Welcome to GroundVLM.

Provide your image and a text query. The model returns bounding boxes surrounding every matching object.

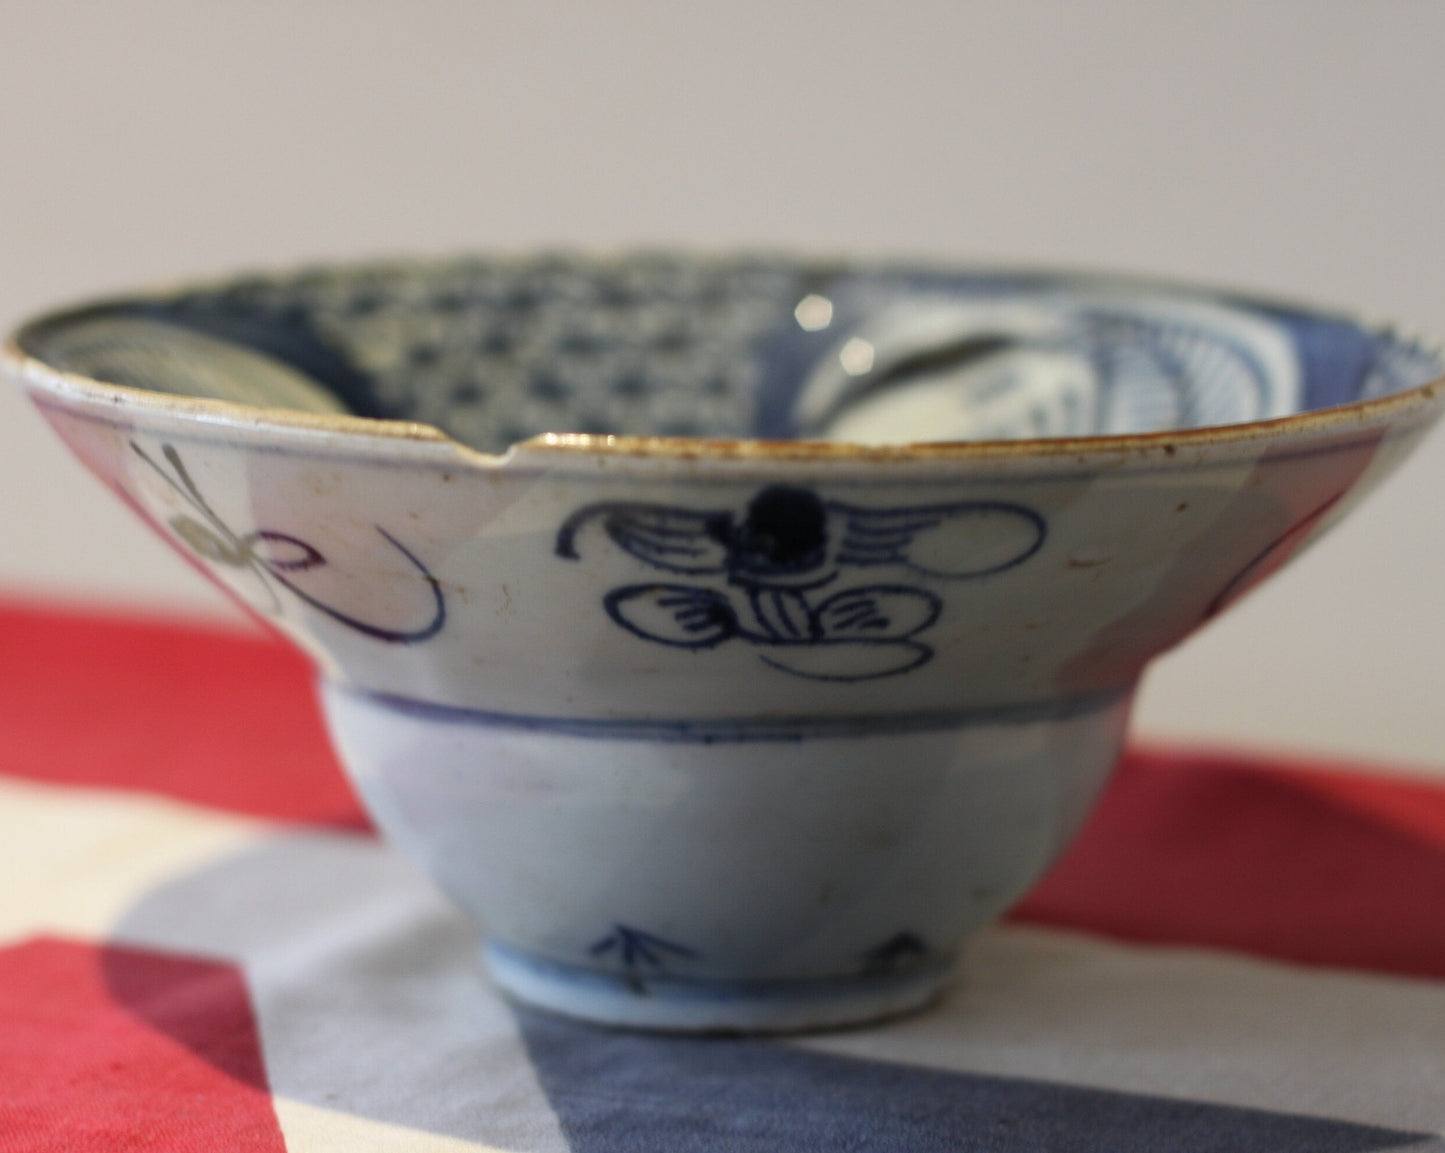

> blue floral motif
[132,441,445,643]
[557,484,1044,681]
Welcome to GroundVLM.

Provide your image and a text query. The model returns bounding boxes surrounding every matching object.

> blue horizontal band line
[333,685,1128,743]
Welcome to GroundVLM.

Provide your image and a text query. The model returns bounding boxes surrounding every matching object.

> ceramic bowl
[7,255,1442,1032]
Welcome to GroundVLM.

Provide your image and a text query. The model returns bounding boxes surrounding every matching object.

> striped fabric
[2,601,1443,1152]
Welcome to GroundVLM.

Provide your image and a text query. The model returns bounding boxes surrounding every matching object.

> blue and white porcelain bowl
[7,255,1443,1031]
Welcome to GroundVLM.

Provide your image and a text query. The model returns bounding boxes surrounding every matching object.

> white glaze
[324,684,1128,1028]
[8,261,1443,1030]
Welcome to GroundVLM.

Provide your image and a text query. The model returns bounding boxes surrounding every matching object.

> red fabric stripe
[0,598,368,830]
[1286,763,1445,848]
[1013,746,1445,980]
[2,599,1444,980]
[0,937,286,1152]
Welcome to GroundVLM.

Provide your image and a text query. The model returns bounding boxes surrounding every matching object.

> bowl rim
[6,254,1443,466]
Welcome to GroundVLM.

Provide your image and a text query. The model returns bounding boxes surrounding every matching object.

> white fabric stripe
[271,1100,514,1153]
[802,924,1445,1135]
[0,777,263,945]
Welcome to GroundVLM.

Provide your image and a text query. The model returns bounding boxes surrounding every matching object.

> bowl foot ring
[482,939,954,1034]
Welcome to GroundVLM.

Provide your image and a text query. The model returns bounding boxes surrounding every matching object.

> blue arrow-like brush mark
[860,932,928,975]
[588,925,699,969]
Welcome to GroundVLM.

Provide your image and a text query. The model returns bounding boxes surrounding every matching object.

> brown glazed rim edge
[5,257,1442,467]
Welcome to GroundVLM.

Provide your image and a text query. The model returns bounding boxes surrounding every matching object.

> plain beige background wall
[1,2,1441,772]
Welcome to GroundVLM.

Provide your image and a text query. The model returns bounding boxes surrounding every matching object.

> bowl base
[482,940,953,1034]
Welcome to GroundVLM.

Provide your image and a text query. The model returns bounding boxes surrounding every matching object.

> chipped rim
[5,256,1444,469]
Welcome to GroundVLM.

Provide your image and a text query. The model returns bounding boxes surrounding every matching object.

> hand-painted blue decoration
[588,925,699,971]
[131,441,445,643]
[557,485,1044,681]
[860,932,929,975]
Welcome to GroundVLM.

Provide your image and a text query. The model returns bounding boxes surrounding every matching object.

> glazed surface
[18,256,1442,454]
[10,256,1445,1031]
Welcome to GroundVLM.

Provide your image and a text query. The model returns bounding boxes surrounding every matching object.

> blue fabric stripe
[515,1007,1437,1153]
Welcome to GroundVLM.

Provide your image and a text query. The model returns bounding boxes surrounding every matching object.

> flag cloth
[2,600,1443,1152]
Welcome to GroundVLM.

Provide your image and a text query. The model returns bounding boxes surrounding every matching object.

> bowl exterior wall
[20,385,1439,720]
[322,682,1130,1029]
[15,366,1444,1028]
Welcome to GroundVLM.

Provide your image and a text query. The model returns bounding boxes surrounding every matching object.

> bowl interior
[17,255,1442,454]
